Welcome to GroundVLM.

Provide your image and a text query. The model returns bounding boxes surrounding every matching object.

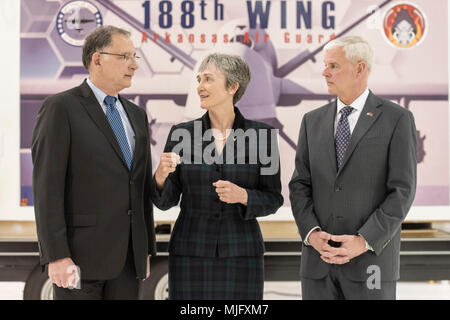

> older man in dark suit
[32,26,156,299]
[289,36,417,300]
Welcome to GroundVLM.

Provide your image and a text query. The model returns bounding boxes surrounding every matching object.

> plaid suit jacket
[152,107,283,257]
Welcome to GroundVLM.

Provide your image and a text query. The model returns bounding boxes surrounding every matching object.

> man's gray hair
[324,36,374,72]
[82,25,131,70]
[198,53,251,104]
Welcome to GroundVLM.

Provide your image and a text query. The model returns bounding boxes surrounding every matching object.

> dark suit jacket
[32,80,156,280]
[151,107,283,257]
[289,91,417,282]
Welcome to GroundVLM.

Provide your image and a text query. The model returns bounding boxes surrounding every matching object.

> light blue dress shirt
[86,78,136,157]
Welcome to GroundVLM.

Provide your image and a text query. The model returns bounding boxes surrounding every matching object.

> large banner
[20,0,448,214]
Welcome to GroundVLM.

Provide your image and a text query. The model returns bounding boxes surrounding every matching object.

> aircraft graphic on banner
[19,0,448,206]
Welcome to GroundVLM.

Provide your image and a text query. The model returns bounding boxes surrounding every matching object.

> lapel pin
[366,112,374,117]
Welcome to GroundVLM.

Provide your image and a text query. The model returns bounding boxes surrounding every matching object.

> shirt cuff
[304,226,321,246]
[358,233,374,251]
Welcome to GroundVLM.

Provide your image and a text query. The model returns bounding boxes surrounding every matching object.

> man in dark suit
[289,36,417,300]
[32,26,156,299]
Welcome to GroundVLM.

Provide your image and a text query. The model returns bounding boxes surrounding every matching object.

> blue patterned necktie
[104,96,133,170]
[335,106,354,169]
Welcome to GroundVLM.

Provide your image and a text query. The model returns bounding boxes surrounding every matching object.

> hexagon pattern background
[19,0,449,208]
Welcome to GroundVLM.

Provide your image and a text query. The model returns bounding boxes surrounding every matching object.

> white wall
[0,0,30,220]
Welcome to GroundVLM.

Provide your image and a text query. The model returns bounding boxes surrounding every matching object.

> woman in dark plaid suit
[151,53,283,300]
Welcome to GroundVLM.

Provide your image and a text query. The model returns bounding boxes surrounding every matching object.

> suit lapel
[227,107,247,164]
[119,95,142,172]
[324,101,338,175]
[337,91,383,176]
[77,80,129,171]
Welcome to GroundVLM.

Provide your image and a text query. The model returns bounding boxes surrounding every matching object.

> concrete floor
[264,281,450,300]
[1,281,450,300]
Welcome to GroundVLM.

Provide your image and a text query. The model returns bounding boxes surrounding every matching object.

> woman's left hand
[213,180,248,205]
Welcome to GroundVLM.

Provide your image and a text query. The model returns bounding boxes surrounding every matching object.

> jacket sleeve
[240,126,284,220]
[150,125,183,210]
[358,110,417,255]
[288,115,322,240]
[143,112,157,256]
[31,96,72,265]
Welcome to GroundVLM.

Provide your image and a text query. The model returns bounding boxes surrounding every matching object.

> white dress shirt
[334,87,370,135]
[304,88,373,251]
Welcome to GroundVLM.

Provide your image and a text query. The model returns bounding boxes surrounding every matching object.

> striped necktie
[104,95,133,170]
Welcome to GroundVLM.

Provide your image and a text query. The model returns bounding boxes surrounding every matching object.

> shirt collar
[336,88,370,113]
[86,77,119,107]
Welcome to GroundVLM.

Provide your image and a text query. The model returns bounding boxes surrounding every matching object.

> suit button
[335,186,342,192]
[127,210,135,216]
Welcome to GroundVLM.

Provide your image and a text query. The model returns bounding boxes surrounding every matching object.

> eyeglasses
[99,52,141,62]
